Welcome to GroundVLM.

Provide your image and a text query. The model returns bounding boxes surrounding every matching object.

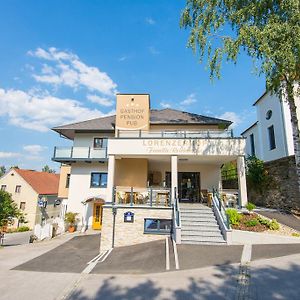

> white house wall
[243,125,261,159]
[67,162,108,226]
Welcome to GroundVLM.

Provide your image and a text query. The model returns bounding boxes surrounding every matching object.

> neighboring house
[0,168,60,229]
[241,91,300,162]
[57,164,71,219]
[52,94,247,249]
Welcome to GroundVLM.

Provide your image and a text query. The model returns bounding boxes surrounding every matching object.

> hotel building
[52,94,247,250]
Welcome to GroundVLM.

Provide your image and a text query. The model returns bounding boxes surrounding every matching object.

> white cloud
[118,55,129,62]
[148,46,160,55]
[0,88,106,132]
[87,94,114,107]
[217,111,242,128]
[145,17,156,25]
[180,93,197,106]
[160,101,171,108]
[29,47,117,96]
[0,152,20,158]
[23,145,47,155]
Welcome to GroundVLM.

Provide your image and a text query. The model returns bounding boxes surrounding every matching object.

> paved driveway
[13,234,101,273]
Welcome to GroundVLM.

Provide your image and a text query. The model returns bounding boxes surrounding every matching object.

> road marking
[241,244,252,264]
[166,237,170,270]
[100,248,113,263]
[172,239,180,270]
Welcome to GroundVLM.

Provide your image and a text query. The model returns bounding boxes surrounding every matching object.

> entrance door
[165,172,200,202]
[92,203,103,230]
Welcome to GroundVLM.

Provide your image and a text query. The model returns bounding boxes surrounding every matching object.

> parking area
[13,234,101,273]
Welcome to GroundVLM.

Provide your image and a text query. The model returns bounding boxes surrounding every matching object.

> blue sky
[0,0,265,171]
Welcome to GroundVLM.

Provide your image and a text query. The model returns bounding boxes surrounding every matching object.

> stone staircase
[180,203,226,245]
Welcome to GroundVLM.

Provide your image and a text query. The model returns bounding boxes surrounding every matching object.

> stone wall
[100,206,172,251]
[248,155,300,212]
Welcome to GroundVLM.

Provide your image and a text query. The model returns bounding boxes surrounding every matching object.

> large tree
[42,165,56,173]
[0,166,6,177]
[180,0,300,192]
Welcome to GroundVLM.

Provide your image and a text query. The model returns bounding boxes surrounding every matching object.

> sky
[0,0,265,171]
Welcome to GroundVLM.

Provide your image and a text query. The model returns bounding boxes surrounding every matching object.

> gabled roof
[241,121,258,136]
[52,108,232,139]
[14,169,59,195]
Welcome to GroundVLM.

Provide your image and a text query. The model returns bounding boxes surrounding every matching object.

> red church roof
[14,168,59,195]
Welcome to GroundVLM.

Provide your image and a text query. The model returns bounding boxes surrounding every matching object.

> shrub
[226,208,242,225]
[269,219,280,230]
[246,202,256,212]
[292,233,300,237]
[245,219,259,227]
[17,226,30,232]
[64,212,79,226]
[257,216,271,226]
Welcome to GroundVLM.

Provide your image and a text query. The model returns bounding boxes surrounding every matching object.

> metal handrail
[212,189,230,229]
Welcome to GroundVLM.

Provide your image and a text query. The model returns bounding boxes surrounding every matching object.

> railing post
[112,186,115,204]
[130,187,133,206]
[150,187,153,207]
[53,146,56,158]
[88,147,91,158]
[70,146,73,158]
[139,130,141,138]
[231,129,234,138]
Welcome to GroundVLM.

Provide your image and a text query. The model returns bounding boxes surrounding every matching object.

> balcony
[116,129,234,139]
[52,147,107,163]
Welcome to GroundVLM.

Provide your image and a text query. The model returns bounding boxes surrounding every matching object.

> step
[181,235,226,243]
[180,208,213,213]
[181,240,227,245]
[181,220,218,226]
[180,211,214,216]
[181,225,220,232]
[181,230,223,237]
[181,216,217,222]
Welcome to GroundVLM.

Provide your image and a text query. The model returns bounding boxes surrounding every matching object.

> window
[268,125,276,150]
[144,219,172,234]
[250,134,255,156]
[266,110,273,120]
[15,185,21,193]
[20,202,26,210]
[1,185,6,191]
[93,138,107,149]
[66,174,70,188]
[90,172,108,188]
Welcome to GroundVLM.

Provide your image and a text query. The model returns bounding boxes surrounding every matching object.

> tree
[42,165,56,173]
[0,190,23,227]
[0,166,6,177]
[180,0,300,192]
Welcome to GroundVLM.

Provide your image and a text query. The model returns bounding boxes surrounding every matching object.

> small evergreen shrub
[226,208,242,225]
[246,202,256,212]
[269,219,280,230]
[257,216,271,226]
[245,219,259,227]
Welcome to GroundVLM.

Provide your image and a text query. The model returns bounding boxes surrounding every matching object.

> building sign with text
[115,94,150,131]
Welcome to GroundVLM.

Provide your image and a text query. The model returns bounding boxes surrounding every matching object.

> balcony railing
[116,129,234,139]
[113,186,171,207]
[52,146,107,161]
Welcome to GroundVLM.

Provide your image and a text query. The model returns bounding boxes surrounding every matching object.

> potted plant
[64,212,79,233]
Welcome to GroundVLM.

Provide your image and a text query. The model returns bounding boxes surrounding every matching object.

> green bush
[17,226,30,232]
[226,208,242,225]
[269,219,280,230]
[257,216,271,226]
[245,219,259,227]
[246,202,256,212]
[292,233,300,237]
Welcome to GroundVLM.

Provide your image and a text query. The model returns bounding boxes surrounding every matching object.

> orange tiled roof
[14,168,59,195]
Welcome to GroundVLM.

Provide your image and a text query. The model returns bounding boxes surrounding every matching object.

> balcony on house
[52,146,108,163]
[116,129,234,139]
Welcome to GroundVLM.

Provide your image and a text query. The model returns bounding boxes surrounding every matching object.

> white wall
[243,124,261,159]
[67,162,108,226]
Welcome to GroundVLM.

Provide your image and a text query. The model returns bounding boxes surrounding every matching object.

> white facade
[242,91,299,162]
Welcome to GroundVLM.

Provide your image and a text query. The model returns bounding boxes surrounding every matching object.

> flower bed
[226,208,280,232]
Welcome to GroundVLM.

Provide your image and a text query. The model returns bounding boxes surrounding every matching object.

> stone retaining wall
[248,155,300,212]
[100,206,172,251]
